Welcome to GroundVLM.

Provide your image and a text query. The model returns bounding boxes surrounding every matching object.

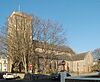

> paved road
[0,79,59,82]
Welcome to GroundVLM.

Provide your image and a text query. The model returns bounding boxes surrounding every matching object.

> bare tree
[0,12,69,74]
[32,19,67,73]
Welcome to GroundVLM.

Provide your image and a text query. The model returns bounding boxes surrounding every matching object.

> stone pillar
[60,72,66,82]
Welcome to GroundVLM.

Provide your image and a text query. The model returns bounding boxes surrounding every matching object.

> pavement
[0,72,98,82]
[0,79,59,82]
[70,72,99,77]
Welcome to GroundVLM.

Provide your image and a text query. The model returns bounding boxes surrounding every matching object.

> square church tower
[7,11,33,72]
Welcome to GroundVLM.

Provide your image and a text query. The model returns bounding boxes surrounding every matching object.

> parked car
[0,72,4,79]
[24,73,50,80]
[50,72,71,81]
[3,73,15,79]
[51,73,60,81]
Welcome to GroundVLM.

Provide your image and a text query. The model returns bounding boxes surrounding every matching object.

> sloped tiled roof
[33,40,75,55]
[53,55,72,61]
[36,51,90,61]
[71,52,88,61]
[35,52,72,61]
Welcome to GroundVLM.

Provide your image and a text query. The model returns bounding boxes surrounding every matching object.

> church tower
[7,11,33,72]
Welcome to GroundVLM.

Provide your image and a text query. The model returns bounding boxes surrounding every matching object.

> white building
[0,55,8,72]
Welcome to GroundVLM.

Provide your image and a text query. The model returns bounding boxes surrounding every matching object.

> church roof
[53,55,72,61]
[71,52,89,61]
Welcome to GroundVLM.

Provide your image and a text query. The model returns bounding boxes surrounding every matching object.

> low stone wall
[65,77,100,82]
[14,73,25,79]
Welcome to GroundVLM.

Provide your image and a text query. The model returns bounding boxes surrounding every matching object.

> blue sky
[0,0,100,53]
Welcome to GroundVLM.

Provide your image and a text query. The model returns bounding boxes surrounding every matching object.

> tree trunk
[11,63,14,73]
[24,54,28,73]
